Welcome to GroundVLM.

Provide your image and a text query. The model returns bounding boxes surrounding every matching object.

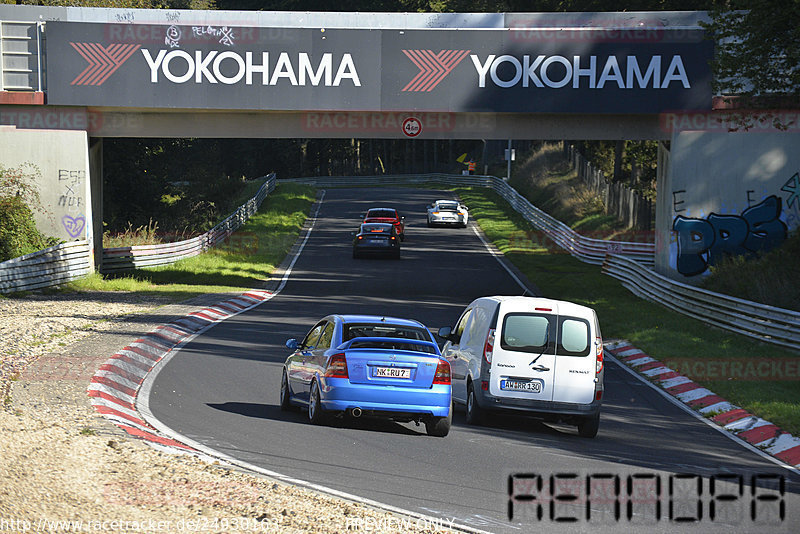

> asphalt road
[148,187,800,533]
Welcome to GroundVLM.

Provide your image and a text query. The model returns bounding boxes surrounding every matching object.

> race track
[146,187,800,533]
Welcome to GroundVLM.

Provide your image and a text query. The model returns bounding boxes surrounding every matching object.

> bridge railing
[100,174,275,273]
[279,173,656,266]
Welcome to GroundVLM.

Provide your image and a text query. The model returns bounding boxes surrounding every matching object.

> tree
[703,0,800,127]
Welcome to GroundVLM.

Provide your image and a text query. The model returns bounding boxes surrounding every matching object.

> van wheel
[466,384,484,426]
[577,412,600,438]
[425,406,452,437]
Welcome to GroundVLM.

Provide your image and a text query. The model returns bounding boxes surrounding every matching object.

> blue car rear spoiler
[337,337,439,354]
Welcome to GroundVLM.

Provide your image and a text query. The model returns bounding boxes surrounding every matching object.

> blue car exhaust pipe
[351,407,362,418]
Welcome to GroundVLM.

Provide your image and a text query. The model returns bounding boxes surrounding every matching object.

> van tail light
[595,337,603,374]
[483,328,495,365]
[433,359,451,385]
[324,353,349,378]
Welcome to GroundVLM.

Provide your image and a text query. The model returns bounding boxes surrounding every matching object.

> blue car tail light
[324,353,349,379]
[432,359,451,385]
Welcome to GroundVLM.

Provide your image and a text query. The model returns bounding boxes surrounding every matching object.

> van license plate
[374,367,411,379]
[501,379,542,393]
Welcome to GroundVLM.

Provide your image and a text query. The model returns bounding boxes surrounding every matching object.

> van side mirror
[437,326,453,341]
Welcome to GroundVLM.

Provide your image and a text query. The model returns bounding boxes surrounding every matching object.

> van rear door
[551,315,597,404]
[489,305,557,402]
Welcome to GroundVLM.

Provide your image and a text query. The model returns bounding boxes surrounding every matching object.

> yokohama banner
[46,22,713,113]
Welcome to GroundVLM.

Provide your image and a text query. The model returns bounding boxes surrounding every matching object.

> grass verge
[455,185,800,436]
[64,183,316,300]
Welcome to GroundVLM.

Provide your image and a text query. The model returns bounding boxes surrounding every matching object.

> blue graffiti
[782,172,799,210]
[673,195,787,277]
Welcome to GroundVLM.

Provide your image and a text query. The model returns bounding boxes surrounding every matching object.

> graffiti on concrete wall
[57,169,86,239]
[672,195,788,277]
[781,172,799,229]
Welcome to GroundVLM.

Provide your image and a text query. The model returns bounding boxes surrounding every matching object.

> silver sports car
[427,200,468,228]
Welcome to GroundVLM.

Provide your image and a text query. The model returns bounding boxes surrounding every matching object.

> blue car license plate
[374,367,411,379]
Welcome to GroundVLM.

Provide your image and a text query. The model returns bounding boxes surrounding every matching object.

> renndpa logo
[69,43,141,86]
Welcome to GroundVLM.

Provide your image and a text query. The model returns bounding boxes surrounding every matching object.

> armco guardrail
[0,240,91,294]
[101,174,275,273]
[603,254,800,351]
[279,173,655,266]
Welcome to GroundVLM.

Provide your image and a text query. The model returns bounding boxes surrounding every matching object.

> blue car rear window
[342,323,434,353]
[344,324,428,341]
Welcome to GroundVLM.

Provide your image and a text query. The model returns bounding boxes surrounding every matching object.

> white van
[438,296,604,437]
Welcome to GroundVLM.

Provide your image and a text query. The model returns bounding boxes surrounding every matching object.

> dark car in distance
[352,223,401,259]
[362,207,405,241]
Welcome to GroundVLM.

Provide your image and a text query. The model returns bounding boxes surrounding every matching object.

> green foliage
[571,140,659,196]
[0,163,42,210]
[0,164,58,262]
[705,0,800,99]
[103,219,161,248]
[0,196,53,262]
[701,230,800,312]
[102,137,485,237]
[69,183,316,298]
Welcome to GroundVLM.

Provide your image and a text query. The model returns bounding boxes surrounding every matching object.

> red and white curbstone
[605,340,800,470]
[87,290,272,451]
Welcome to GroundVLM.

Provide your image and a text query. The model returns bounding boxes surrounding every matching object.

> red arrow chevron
[401,49,470,92]
[70,43,141,86]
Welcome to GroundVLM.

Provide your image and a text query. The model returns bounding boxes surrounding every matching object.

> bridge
[0,5,797,280]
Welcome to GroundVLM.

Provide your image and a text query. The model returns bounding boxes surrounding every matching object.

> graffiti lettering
[673,195,787,277]
[192,26,236,47]
[62,214,86,238]
[115,11,135,24]
[782,172,799,210]
[58,169,84,211]
[165,25,181,48]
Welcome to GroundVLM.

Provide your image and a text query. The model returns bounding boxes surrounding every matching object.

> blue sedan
[281,314,452,437]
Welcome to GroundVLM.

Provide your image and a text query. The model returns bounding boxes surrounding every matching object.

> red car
[362,207,405,241]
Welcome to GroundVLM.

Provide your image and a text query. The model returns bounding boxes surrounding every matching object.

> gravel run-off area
[0,292,455,534]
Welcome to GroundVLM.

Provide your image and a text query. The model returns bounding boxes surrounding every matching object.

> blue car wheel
[425,403,452,437]
[308,380,327,425]
[279,369,292,412]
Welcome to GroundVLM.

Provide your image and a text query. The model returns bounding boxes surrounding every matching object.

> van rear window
[501,314,551,352]
[500,313,591,357]
[557,317,591,356]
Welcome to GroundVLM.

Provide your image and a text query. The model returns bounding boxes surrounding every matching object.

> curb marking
[87,289,273,450]
[606,340,800,471]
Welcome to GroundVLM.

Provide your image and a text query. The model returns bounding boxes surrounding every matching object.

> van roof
[476,295,595,317]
